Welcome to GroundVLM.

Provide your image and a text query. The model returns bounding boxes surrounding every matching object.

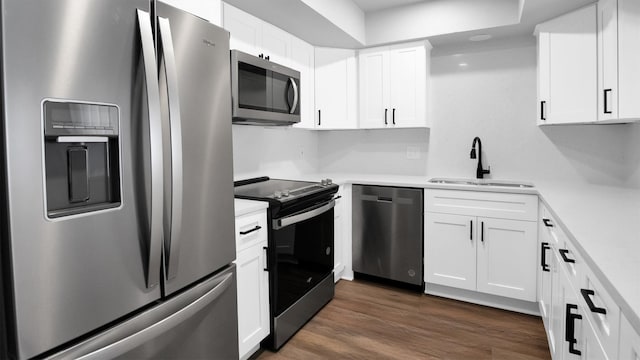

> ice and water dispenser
[43,101,121,218]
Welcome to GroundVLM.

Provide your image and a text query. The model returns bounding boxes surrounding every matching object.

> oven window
[274,208,334,316]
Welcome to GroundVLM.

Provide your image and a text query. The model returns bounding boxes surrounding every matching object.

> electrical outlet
[406,146,421,160]
[299,147,305,160]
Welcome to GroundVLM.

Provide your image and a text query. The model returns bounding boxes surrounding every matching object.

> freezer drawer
[352,185,424,286]
[47,265,239,360]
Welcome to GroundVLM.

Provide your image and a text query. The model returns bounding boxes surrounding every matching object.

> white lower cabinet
[620,315,640,360]
[424,190,538,302]
[234,207,269,360]
[537,202,636,360]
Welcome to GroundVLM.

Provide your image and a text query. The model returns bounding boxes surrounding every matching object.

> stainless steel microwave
[231,50,300,126]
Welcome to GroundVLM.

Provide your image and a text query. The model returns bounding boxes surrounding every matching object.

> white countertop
[234,198,268,217]
[287,173,640,332]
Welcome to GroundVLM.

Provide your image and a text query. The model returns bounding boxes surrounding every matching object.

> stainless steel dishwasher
[352,185,423,286]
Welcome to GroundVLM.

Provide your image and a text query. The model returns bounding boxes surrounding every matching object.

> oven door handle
[272,200,335,230]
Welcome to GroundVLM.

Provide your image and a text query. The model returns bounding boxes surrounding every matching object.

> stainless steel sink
[428,178,534,188]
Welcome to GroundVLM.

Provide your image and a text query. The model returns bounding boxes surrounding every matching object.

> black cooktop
[234,177,338,210]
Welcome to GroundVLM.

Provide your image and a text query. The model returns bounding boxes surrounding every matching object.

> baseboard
[425,283,541,316]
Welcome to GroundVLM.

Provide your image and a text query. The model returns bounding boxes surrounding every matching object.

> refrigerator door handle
[45,272,234,360]
[137,9,164,289]
[158,16,184,281]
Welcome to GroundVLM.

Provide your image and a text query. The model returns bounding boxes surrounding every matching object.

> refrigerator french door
[0,1,237,359]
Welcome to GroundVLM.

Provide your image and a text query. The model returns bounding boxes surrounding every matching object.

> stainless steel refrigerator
[0,1,238,359]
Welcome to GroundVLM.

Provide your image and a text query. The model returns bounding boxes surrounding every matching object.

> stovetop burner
[234,176,337,203]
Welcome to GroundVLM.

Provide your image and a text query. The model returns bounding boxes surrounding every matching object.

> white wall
[162,0,222,25]
[318,129,429,176]
[427,43,638,187]
[232,125,319,180]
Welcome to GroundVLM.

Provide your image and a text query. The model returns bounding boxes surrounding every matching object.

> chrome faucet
[470,137,491,179]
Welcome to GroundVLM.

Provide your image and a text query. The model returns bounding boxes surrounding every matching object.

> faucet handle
[484,166,491,175]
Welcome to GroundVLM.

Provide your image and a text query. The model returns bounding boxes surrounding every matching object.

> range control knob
[321,179,328,186]
[282,190,290,197]
[274,191,282,199]
[326,178,333,185]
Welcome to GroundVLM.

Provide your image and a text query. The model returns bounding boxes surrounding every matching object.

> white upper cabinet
[222,3,292,66]
[315,48,358,129]
[535,4,597,125]
[290,38,316,129]
[597,0,640,122]
[359,41,430,129]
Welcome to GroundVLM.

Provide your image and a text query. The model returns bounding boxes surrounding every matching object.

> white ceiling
[351,0,430,13]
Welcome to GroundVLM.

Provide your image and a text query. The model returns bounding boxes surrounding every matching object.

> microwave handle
[289,77,299,114]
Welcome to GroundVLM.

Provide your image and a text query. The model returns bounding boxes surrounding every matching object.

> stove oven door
[271,200,335,317]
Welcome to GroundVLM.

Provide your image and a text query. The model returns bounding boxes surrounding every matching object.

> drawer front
[539,204,559,246]
[556,234,584,291]
[235,210,267,253]
[425,189,538,221]
[579,265,620,359]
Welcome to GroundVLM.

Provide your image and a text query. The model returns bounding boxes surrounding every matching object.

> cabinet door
[617,0,640,120]
[619,315,640,360]
[290,38,316,129]
[261,22,291,66]
[550,251,565,360]
[538,217,554,327]
[582,317,609,360]
[476,218,537,301]
[558,262,584,360]
[315,48,357,129]
[359,49,389,129]
[598,0,619,121]
[537,31,551,124]
[425,213,476,291]
[389,44,427,128]
[333,194,344,281]
[236,243,269,359]
[548,4,597,124]
[222,3,262,56]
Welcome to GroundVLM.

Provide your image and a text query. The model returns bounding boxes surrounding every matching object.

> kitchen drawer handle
[384,108,388,125]
[239,225,262,235]
[541,242,550,272]
[565,304,582,356]
[481,221,484,243]
[540,101,546,120]
[559,249,575,263]
[470,220,473,241]
[580,289,607,315]
[542,218,553,227]
[392,108,396,125]
[318,109,321,126]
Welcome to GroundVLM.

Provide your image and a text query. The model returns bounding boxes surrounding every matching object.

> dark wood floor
[256,279,551,360]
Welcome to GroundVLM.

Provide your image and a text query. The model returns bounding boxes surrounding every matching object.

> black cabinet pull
[392,108,396,125]
[470,220,473,241]
[318,109,321,126]
[263,246,269,271]
[481,221,484,243]
[384,108,388,125]
[565,304,582,355]
[541,242,550,272]
[540,101,546,120]
[559,249,575,263]
[265,55,270,61]
[542,218,553,227]
[239,225,262,235]
[258,53,264,59]
[604,89,612,114]
[580,289,607,314]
